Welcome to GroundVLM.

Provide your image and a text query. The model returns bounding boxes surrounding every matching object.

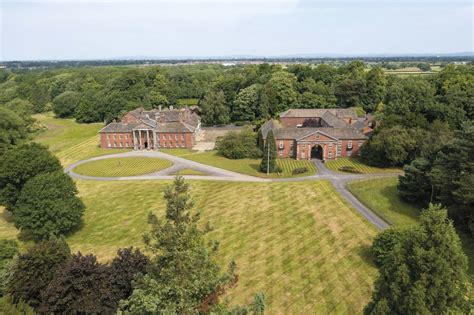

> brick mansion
[99,106,201,150]
[100,106,372,161]
[260,108,372,161]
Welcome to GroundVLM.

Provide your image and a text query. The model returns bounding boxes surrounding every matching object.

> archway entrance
[144,141,148,149]
[311,145,323,160]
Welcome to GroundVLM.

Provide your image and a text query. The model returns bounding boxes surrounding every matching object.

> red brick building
[261,108,371,161]
[99,107,201,150]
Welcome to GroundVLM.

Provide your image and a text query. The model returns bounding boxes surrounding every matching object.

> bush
[292,167,308,175]
[0,240,18,296]
[216,129,262,159]
[14,171,85,241]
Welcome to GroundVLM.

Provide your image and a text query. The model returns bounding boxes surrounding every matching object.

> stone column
[146,130,150,149]
[153,132,157,150]
[139,130,143,150]
[133,130,137,150]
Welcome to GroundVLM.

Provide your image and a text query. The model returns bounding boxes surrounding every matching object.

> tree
[14,171,85,241]
[200,90,230,126]
[0,107,28,156]
[7,237,70,308]
[398,158,433,205]
[370,228,405,268]
[0,240,18,297]
[0,143,62,211]
[120,177,238,313]
[264,71,298,115]
[39,253,116,314]
[360,126,417,167]
[216,129,262,159]
[109,247,150,306]
[75,90,102,123]
[52,91,81,118]
[232,84,261,122]
[260,130,278,173]
[363,67,387,112]
[364,205,471,314]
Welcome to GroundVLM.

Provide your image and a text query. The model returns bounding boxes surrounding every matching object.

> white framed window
[279,141,284,149]
[107,142,111,148]
[181,143,185,148]
[113,134,116,139]
[348,140,353,150]
[119,134,123,140]
[169,135,172,140]
[113,143,117,147]
[347,151,352,157]
[163,142,167,147]
[119,143,123,147]
[125,143,129,147]
[107,134,110,139]
[175,134,178,140]
[302,153,305,159]
[279,151,283,156]
[181,134,185,140]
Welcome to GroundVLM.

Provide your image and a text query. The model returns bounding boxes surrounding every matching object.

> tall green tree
[398,158,433,205]
[363,67,387,112]
[260,130,277,173]
[14,171,85,241]
[120,177,238,313]
[52,91,81,118]
[200,90,230,126]
[0,107,29,156]
[364,204,471,314]
[232,84,261,122]
[264,71,298,115]
[0,143,62,211]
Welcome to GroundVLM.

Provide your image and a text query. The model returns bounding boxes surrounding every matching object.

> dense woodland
[0,61,473,313]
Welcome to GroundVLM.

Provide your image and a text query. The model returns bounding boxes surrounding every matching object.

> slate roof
[280,108,358,120]
[99,122,137,133]
[101,106,201,134]
[321,111,348,128]
[274,127,367,140]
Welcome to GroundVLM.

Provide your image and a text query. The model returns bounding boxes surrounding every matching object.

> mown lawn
[0,180,378,313]
[348,177,474,276]
[33,113,129,166]
[163,150,317,178]
[172,168,208,176]
[326,157,401,174]
[73,157,173,177]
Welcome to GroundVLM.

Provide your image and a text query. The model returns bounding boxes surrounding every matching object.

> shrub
[216,129,262,159]
[292,167,308,175]
[0,240,18,296]
[14,171,85,241]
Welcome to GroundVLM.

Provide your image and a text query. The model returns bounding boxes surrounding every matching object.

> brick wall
[156,132,194,149]
[100,132,134,149]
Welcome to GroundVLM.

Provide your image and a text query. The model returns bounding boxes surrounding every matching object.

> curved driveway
[65,151,394,230]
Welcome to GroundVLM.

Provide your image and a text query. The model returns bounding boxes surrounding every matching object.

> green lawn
[73,157,173,177]
[33,113,129,166]
[163,150,317,178]
[1,180,377,313]
[326,158,401,174]
[172,168,208,176]
[348,177,474,277]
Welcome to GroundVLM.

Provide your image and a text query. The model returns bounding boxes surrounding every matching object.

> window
[119,143,123,147]
[290,142,294,147]
[113,143,117,147]
[175,134,178,140]
[113,134,116,139]
[348,140,353,150]
[107,142,111,148]
[279,151,283,156]
[169,135,172,140]
[347,151,352,157]
[163,142,167,147]
[302,153,305,159]
[181,143,185,148]
[119,134,123,140]
[181,134,185,140]
[107,134,110,139]
[125,143,129,147]
[279,141,284,149]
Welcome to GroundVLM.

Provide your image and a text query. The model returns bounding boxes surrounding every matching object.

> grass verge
[348,177,474,277]
[73,157,172,177]
[172,168,208,176]
[326,158,401,174]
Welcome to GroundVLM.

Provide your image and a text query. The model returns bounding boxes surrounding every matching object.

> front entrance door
[311,145,323,160]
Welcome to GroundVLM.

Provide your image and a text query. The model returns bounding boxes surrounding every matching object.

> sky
[0,0,473,61]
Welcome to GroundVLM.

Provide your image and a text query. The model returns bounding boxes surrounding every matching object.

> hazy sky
[1,0,473,60]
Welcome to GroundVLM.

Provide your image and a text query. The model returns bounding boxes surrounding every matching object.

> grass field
[163,150,317,178]
[348,177,474,276]
[73,157,173,177]
[326,158,401,174]
[33,113,129,166]
[172,168,208,176]
[1,180,378,313]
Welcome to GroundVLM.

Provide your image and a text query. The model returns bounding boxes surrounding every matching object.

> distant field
[73,157,173,177]
[326,158,401,174]
[348,177,474,277]
[162,150,317,178]
[33,113,129,166]
[176,98,199,106]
